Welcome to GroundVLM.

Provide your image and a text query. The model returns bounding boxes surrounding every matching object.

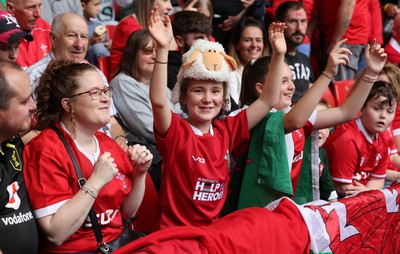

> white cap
[171,39,237,111]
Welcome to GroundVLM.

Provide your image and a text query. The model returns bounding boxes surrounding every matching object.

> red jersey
[385,38,400,66]
[319,0,369,44]
[109,15,142,75]
[324,118,388,186]
[23,124,133,253]
[382,126,398,171]
[391,104,400,137]
[290,115,315,195]
[154,110,250,229]
[17,18,51,68]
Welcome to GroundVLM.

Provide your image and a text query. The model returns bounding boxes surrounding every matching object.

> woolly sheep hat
[171,39,237,111]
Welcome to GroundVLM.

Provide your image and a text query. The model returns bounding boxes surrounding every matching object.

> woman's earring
[70,108,77,138]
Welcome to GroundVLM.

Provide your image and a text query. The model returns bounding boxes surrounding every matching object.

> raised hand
[324,39,352,78]
[268,22,287,55]
[147,6,173,49]
[184,0,199,11]
[128,144,152,175]
[365,39,387,76]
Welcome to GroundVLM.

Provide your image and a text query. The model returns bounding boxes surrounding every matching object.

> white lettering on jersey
[84,209,119,227]
[5,181,21,210]
[1,211,34,226]
[192,155,205,164]
[193,179,224,201]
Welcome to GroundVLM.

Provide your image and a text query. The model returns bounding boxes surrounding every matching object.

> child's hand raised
[324,39,352,78]
[147,6,173,49]
[268,22,287,55]
[365,39,387,76]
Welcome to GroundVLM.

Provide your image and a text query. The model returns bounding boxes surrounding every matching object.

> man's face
[283,7,307,48]
[51,15,88,62]
[177,32,209,53]
[7,0,42,31]
[0,67,36,141]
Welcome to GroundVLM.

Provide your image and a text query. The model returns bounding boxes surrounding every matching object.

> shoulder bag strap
[52,126,104,245]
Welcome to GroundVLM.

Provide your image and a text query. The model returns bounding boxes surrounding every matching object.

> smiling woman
[22,60,152,253]
[228,17,268,105]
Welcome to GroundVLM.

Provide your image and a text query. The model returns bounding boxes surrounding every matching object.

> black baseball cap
[0,11,33,44]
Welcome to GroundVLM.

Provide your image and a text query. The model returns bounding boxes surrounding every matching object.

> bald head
[50,13,88,63]
[7,0,42,31]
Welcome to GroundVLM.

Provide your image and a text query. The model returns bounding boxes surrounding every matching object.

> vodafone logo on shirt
[5,181,21,210]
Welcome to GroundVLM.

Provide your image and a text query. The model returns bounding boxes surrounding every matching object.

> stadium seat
[333,80,355,106]
[106,25,117,40]
[97,56,111,82]
[132,172,158,233]
[321,87,336,107]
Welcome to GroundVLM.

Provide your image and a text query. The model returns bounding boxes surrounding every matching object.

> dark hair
[240,56,273,107]
[172,10,212,37]
[229,17,268,67]
[118,29,153,79]
[275,1,304,22]
[0,60,21,109]
[364,80,399,107]
[35,60,97,130]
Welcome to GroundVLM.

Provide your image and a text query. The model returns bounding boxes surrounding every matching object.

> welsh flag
[268,181,400,253]
[116,181,400,253]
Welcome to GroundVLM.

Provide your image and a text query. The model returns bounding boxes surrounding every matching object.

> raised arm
[326,0,356,54]
[148,7,174,137]
[246,22,286,130]
[284,39,351,133]
[314,39,387,130]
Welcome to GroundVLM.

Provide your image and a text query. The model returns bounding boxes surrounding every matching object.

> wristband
[114,135,126,141]
[81,185,98,198]
[154,59,168,64]
[362,73,378,83]
[322,71,334,80]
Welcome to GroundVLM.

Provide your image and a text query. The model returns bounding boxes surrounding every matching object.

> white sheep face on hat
[172,39,237,112]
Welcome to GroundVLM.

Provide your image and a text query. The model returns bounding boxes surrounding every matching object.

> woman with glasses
[110,29,179,192]
[111,29,180,147]
[23,60,153,253]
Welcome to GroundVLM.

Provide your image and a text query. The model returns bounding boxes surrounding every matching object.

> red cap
[0,11,33,44]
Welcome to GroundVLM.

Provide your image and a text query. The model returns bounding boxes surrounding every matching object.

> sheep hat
[171,39,237,111]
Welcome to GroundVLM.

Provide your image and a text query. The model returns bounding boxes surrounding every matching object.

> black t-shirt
[285,52,315,104]
[0,136,38,254]
[167,50,183,91]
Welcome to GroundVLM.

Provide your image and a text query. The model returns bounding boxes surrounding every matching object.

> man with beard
[276,1,314,104]
[167,10,211,91]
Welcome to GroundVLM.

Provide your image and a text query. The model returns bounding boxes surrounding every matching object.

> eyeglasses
[141,47,156,55]
[69,86,113,100]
